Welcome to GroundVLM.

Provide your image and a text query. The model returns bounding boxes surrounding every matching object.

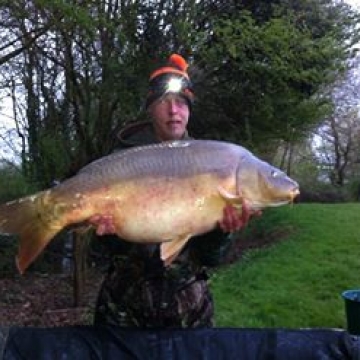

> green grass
[211,203,360,329]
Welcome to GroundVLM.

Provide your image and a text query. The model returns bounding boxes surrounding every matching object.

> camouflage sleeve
[188,228,235,268]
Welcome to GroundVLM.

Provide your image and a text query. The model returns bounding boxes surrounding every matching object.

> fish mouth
[280,187,301,205]
[290,188,300,202]
[248,189,300,210]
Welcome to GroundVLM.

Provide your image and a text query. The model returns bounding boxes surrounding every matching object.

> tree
[315,55,360,187]
[0,0,211,184]
[191,0,360,159]
[1,0,359,173]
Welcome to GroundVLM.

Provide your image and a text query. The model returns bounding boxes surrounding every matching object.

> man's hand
[88,214,116,236]
[218,201,261,233]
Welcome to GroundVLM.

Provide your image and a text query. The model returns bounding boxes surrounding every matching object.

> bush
[298,188,347,203]
[0,235,18,274]
[297,180,352,203]
[347,179,360,201]
[0,163,38,202]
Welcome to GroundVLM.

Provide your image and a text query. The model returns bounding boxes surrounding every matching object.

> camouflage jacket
[94,120,234,328]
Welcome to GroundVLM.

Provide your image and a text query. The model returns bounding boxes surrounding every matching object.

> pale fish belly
[94,173,237,243]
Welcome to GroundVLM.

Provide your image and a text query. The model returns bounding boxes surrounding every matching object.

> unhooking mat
[1,326,359,359]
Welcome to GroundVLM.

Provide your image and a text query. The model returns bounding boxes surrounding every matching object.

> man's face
[149,93,190,141]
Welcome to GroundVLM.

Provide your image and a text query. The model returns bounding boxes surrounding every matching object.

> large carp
[0,140,299,273]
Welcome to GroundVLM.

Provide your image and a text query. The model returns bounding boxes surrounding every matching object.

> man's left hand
[218,201,261,233]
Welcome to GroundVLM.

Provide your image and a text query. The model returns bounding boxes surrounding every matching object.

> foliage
[274,139,354,202]
[0,162,38,202]
[346,178,360,201]
[191,1,359,155]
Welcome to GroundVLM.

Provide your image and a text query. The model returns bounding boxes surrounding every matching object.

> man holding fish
[93,54,260,328]
[0,54,299,328]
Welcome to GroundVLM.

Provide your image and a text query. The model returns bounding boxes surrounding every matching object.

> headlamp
[146,74,194,109]
[166,77,183,93]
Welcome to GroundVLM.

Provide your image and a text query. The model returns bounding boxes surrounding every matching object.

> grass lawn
[211,203,360,329]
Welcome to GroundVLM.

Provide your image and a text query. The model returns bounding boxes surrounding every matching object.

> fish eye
[271,170,279,178]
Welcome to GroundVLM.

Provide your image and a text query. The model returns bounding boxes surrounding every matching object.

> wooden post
[73,232,89,307]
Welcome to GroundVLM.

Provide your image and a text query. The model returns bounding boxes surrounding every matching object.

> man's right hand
[88,214,116,235]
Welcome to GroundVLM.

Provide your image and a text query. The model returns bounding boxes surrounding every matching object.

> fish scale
[80,140,237,180]
[0,139,300,274]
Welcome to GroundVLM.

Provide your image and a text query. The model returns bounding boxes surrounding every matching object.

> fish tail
[0,192,63,274]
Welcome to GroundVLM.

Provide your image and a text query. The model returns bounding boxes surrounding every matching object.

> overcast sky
[347,0,360,7]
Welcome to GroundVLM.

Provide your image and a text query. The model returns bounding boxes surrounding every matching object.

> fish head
[235,155,300,210]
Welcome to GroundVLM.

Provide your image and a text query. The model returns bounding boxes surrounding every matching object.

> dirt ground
[0,234,281,328]
[0,268,103,327]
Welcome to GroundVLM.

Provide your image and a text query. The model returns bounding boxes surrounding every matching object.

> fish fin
[16,227,61,275]
[0,194,63,274]
[161,235,191,266]
[217,186,243,206]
